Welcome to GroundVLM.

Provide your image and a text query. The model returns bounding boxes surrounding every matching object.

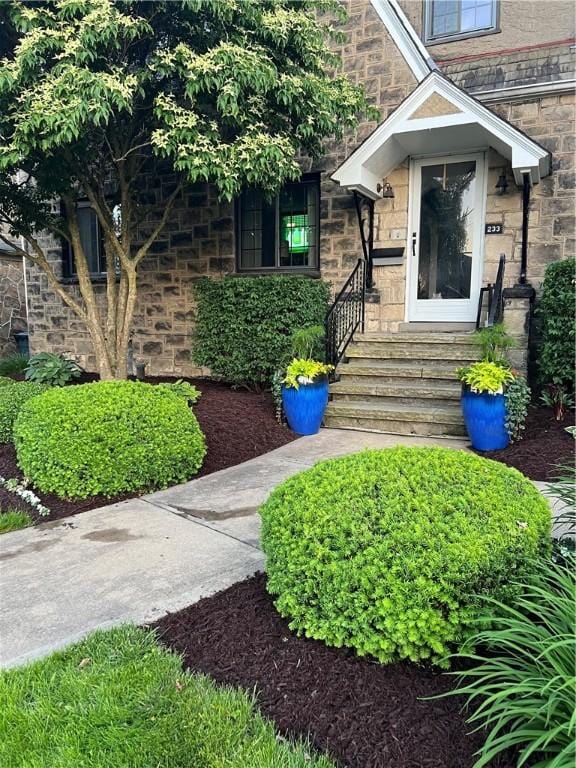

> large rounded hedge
[0,381,49,442]
[261,447,551,665]
[14,381,206,499]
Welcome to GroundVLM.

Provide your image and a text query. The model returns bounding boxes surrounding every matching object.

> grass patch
[0,625,333,768]
[0,509,32,534]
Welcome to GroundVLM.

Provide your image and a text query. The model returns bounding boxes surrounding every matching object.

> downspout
[519,172,531,285]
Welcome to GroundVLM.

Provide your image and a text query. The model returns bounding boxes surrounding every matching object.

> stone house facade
[0,233,27,357]
[21,0,575,377]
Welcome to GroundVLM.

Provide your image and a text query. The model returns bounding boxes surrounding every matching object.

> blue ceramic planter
[461,386,509,451]
[281,379,329,435]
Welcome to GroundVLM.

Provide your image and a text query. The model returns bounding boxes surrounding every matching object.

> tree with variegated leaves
[0,0,372,379]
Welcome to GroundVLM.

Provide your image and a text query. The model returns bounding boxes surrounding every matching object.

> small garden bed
[0,378,295,528]
[475,405,574,481]
[153,573,516,768]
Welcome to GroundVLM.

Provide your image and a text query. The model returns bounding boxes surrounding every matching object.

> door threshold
[399,322,476,333]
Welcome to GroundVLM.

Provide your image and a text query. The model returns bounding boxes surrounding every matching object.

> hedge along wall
[536,258,576,391]
[192,276,330,388]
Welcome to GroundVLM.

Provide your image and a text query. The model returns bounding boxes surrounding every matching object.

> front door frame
[406,151,489,323]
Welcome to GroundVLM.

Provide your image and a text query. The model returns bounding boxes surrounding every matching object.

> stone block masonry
[0,254,27,356]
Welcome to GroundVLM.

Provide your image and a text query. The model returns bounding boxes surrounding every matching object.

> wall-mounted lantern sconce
[376,179,395,198]
[495,170,509,195]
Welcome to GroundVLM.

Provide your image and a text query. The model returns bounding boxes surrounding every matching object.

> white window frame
[424,0,499,44]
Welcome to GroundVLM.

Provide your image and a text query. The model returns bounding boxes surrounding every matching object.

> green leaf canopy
[0,0,372,204]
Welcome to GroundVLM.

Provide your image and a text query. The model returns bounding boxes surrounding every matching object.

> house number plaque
[485,223,503,235]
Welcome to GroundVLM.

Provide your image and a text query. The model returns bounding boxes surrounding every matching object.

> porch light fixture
[495,170,509,195]
[377,179,395,198]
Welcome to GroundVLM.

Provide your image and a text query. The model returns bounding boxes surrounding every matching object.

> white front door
[407,153,487,322]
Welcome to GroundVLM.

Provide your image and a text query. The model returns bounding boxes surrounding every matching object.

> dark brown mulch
[0,378,295,524]
[152,573,515,768]
[476,406,574,481]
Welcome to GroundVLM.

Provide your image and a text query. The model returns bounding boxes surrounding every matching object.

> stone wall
[0,253,27,356]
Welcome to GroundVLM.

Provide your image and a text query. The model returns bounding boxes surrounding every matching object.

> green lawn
[0,625,333,768]
[0,509,32,534]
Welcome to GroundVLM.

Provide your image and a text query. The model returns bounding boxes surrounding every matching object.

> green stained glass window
[238,179,319,271]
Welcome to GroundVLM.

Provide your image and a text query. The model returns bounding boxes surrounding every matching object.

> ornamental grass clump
[445,558,575,768]
[14,381,206,499]
[261,447,551,665]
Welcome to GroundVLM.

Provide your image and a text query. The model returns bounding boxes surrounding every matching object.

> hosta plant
[458,361,514,395]
[25,352,82,387]
[445,557,575,768]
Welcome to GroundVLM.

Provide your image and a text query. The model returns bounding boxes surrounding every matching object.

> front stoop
[325,332,481,437]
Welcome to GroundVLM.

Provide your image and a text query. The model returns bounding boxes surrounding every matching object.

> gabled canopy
[332,72,551,200]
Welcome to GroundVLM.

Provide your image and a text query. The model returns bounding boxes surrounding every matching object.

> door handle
[412,232,417,257]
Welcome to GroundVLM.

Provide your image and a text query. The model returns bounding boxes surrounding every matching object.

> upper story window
[425,0,498,43]
[238,178,319,272]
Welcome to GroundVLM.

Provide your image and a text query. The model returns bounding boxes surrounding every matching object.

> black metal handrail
[325,258,366,367]
[476,253,506,329]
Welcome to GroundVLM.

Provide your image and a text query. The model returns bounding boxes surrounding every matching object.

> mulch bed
[476,406,574,481]
[152,573,515,768]
[0,378,295,524]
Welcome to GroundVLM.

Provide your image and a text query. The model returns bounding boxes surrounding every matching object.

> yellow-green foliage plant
[14,381,206,499]
[458,361,514,394]
[283,359,333,389]
[260,447,551,666]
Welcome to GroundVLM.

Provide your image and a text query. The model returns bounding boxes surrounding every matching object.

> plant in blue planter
[458,361,515,451]
[281,358,333,435]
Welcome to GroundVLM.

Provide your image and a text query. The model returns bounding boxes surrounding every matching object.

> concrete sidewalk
[0,429,467,668]
[145,428,468,519]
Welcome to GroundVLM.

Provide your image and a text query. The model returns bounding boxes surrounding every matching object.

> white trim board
[474,79,576,104]
[332,71,551,198]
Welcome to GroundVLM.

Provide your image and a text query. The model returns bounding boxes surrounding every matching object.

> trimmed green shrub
[0,381,49,443]
[14,381,206,499]
[537,258,575,391]
[261,447,551,665]
[192,276,330,387]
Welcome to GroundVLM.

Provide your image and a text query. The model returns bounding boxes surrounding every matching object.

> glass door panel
[408,154,485,322]
[417,161,475,300]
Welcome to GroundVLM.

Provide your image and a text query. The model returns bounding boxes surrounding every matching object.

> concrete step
[346,343,480,362]
[336,361,462,382]
[354,332,476,345]
[329,381,461,407]
[324,401,466,438]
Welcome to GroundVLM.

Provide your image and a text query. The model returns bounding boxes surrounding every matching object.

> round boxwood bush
[14,381,206,499]
[261,447,551,665]
[0,381,49,443]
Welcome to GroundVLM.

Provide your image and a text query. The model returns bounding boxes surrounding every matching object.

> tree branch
[134,178,184,264]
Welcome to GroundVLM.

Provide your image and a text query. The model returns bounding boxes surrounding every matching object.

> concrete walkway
[0,429,467,667]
